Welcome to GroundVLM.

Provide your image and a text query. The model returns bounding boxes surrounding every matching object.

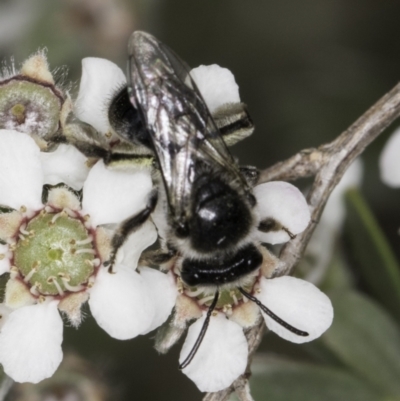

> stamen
[179,290,220,370]
[198,295,216,306]
[75,248,96,255]
[64,208,78,218]
[238,287,309,337]
[59,275,84,292]
[230,291,239,306]
[20,205,27,213]
[30,283,39,296]
[185,288,205,298]
[222,304,232,316]
[85,258,101,267]
[47,276,64,296]
[10,266,18,279]
[19,224,30,236]
[51,211,66,225]
[0,254,5,260]
[18,234,26,241]
[176,278,184,294]
[92,258,101,267]
[76,235,93,246]
[23,267,37,282]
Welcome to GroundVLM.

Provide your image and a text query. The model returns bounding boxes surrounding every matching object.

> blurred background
[2,1,400,400]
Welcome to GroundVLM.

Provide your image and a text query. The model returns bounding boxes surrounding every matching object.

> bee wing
[128,31,247,224]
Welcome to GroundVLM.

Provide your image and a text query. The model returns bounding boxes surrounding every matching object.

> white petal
[0,244,10,275]
[140,268,178,334]
[0,301,63,383]
[82,160,153,226]
[89,265,155,340]
[40,144,90,190]
[0,130,43,210]
[117,220,157,267]
[257,276,333,343]
[75,58,126,134]
[380,128,400,187]
[254,181,310,244]
[190,65,240,113]
[180,313,248,392]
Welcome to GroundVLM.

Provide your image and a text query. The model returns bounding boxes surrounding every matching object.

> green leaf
[344,188,400,320]
[250,355,384,401]
[322,291,400,396]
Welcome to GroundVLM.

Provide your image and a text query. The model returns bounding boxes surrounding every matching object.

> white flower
[168,180,332,392]
[74,57,127,137]
[190,64,240,113]
[0,129,177,383]
[74,58,242,137]
[380,127,400,187]
[76,57,333,392]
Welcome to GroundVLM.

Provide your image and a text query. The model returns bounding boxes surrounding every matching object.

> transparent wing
[128,31,248,225]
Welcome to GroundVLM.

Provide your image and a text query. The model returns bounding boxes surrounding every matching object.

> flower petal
[0,244,10,275]
[0,301,63,383]
[0,130,43,210]
[379,128,400,187]
[140,267,178,334]
[257,276,333,343]
[254,181,310,244]
[82,160,153,226]
[117,220,157,267]
[89,265,155,340]
[75,58,126,134]
[40,144,90,190]
[190,65,240,113]
[180,313,248,392]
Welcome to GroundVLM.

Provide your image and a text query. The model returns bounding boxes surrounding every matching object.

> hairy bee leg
[239,165,259,187]
[258,217,295,239]
[139,247,177,266]
[238,287,309,337]
[104,153,155,169]
[105,189,158,272]
[179,290,220,370]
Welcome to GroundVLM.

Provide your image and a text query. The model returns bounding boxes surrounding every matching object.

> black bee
[109,31,308,367]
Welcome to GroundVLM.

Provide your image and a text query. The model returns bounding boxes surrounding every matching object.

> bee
[95,31,309,367]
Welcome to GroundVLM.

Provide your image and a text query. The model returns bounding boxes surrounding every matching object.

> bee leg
[105,189,158,272]
[179,290,220,369]
[239,165,259,187]
[258,217,296,239]
[104,153,154,170]
[139,247,177,266]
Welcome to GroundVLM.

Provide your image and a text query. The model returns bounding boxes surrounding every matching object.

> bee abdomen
[181,244,262,287]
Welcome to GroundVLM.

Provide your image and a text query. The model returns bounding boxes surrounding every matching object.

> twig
[202,81,400,401]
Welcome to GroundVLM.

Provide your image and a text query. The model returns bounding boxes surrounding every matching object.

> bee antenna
[238,287,309,337]
[179,290,220,370]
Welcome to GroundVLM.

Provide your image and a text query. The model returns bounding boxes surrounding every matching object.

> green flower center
[0,78,62,138]
[14,211,97,296]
